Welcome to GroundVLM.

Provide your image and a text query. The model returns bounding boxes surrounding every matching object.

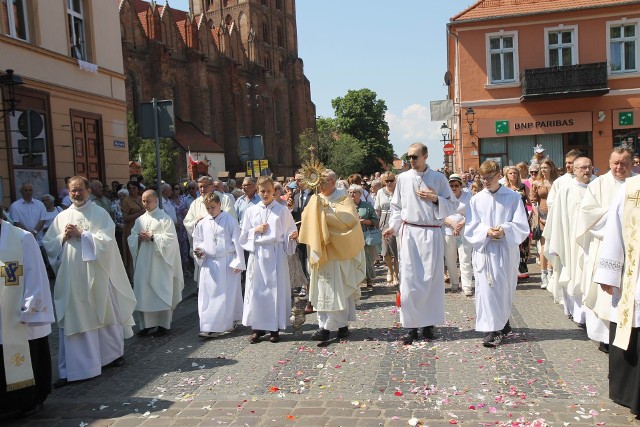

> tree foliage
[127,113,180,184]
[331,89,394,175]
[297,117,366,178]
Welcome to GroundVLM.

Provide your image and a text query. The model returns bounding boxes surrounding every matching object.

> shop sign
[619,112,634,126]
[478,112,592,137]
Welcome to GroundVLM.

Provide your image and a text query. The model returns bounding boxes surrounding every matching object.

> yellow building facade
[0,0,129,204]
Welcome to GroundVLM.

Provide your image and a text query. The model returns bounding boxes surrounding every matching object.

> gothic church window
[277,25,283,47]
[262,21,269,43]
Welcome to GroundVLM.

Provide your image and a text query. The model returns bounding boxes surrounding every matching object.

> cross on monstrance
[629,190,640,207]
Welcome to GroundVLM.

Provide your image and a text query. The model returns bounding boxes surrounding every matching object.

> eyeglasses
[173,187,180,191]
[385,179,395,183]
[480,173,498,183]
[407,155,421,161]
[530,171,538,174]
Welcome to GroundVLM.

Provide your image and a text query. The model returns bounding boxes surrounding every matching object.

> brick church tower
[119,0,315,179]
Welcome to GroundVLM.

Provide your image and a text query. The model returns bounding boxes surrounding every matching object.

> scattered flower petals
[394,391,403,396]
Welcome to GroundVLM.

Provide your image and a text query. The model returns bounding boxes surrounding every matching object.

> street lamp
[441,123,451,170]
[0,69,24,117]
[465,107,476,135]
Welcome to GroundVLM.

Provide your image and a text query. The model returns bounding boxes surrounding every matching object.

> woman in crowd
[169,183,191,272]
[374,172,399,286]
[349,184,378,288]
[530,158,558,289]
[121,181,144,279]
[505,165,531,280]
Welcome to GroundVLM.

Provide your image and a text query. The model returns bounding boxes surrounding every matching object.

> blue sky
[170,0,476,168]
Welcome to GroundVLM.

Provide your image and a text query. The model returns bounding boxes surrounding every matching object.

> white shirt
[9,198,46,232]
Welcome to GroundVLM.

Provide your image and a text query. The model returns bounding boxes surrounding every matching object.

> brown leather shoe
[269,331,280,343]
[249,330,265,344]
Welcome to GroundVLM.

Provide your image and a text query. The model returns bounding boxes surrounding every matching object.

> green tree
[297,117,366,178]
[331,89,394,175]
[127,113,180,184]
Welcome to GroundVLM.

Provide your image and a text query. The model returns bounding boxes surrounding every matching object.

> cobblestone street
[9,262,636,427]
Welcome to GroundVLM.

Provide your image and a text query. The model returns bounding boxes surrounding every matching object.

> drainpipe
[446,23,462,172]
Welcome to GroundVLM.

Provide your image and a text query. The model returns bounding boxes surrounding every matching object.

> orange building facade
[447,0,640,173]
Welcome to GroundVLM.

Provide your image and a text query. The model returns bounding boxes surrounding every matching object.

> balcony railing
[521,62,609,101]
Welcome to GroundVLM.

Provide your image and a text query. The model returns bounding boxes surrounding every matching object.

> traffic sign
[443,143,455,155]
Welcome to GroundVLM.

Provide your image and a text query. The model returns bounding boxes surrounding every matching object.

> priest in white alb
[300,169,366,343]
[576,147,633,352]
[464,160,529,347]
[0,220,54,418]
[43,176,136,388]
[546,157,593,325]
[128,190,183,337]
[594,174,640,416]
[383,143,458,345]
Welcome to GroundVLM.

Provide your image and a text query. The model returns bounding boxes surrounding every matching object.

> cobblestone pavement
[8,260,639,427]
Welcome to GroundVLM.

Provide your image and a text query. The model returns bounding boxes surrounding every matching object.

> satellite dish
[444,71,452,86]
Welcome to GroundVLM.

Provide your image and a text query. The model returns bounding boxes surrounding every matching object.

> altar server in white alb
[128,190,183,338]
[193,192,245,338]
[464,160,529,348]
[384,143,458,345]
[0,220,54,418]
[239,176,298,344]
[43,176,136,388]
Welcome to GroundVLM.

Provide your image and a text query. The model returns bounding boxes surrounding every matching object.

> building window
[261,0,267,6]
[609,21,638,73]
[67,0,87,61]
[2,0,29,41]
[262,21,269,43]
[486,31,518,84]
[276,0,282,10]
[546,26,577,67]
[276,25,283,47]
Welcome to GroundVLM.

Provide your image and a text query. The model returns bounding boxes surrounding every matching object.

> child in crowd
[193,192,245,338]
[239,176,298,344]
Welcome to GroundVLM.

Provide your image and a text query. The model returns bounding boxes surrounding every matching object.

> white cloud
[386,103,446,167]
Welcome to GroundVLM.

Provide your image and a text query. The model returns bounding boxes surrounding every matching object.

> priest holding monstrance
[298,153,366,344]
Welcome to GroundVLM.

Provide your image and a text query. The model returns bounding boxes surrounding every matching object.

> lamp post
[441,122,451,170]
[465,107,476,135]
[0,69,24,117]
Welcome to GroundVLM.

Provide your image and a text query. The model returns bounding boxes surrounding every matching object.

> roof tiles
[452,0,640,23]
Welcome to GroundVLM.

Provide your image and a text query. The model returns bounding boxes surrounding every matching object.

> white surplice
[0,221,54,345]
[239,201,297,332]
[546,179,588,321]
[576,172,623,342]
[43,201,136,381]
[444,190,473,291]
[128,208,183,330]
[184,192,237,281]
[389,168,458,328]
[464,185,529,332]
[193,211,245,333]
[594,183,640,328]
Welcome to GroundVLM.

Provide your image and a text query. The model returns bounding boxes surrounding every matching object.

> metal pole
[152,98,163,209]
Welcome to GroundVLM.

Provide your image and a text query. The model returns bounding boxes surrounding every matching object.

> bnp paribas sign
[495,120,509,134]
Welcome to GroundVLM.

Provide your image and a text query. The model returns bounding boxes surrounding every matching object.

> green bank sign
[495,120,509,134]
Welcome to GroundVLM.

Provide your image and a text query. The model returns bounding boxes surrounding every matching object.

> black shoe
[577,322,586,330]
[136,327,151,337]
[422,326,435,340]
[501,321,512,336]
[19,403,43,418]
[105,356,125,368]
[153,327,168,337]
[53,378,68,389]
[269,331,280,343]
[249,330,265,344]
[337,326,350,339]
[311,328,330,341]
[400,328,418,345]
[482,332,502,348]
[598,342,610,354]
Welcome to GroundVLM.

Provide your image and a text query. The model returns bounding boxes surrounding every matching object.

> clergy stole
[0,225,34,391]
[617,181,640,350]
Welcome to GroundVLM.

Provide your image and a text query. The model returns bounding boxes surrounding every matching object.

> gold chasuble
[299,193,364,268]
[0,224,33,391]
[617,178,640,350]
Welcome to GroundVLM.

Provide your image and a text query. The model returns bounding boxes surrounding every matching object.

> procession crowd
[2,141,640,421]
